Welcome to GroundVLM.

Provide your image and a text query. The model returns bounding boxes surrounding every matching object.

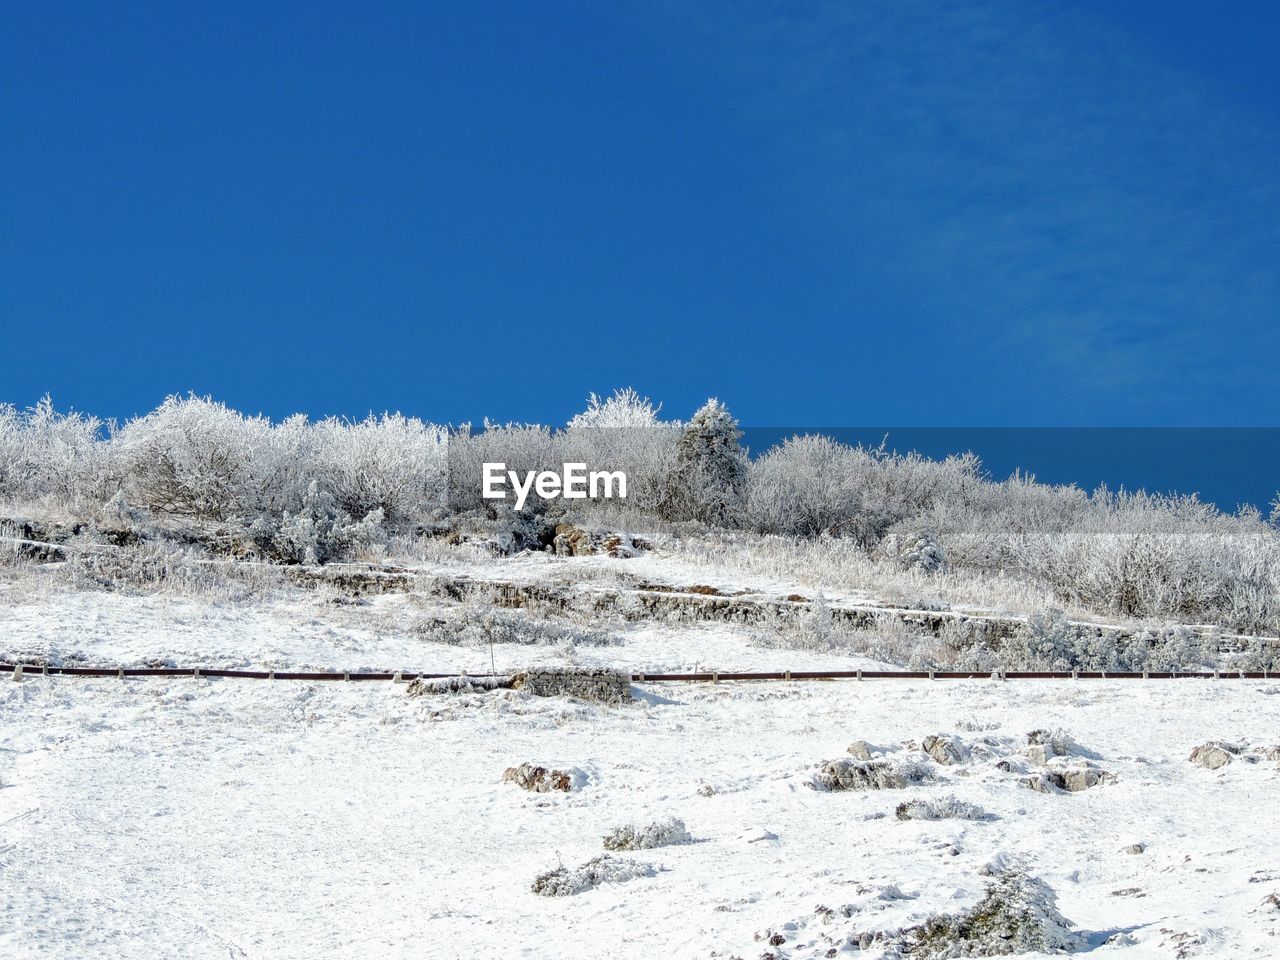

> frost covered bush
[260,481,386,565]
[419,605,618,648]
[746,436,982,545]
[880,527,947,573]
[9,392,1280,632]
[1000,612,1219,672]
[530,855,656,896]
[895,796,990,821]
[5,395,447,561]
[64,540,275,600]
[310,413,447,524]
[562,389,680,521]
[907,868,1082,956]
[112,396,274,523]
[749,593,838,652]
[0,397,109,510]
[1001,609,1078,671]
[602,817,691,851]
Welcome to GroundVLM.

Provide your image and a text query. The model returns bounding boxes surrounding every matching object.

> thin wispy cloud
[647,0,1280,422]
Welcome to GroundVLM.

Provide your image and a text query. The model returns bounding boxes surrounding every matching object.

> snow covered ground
[3,579,1280,958]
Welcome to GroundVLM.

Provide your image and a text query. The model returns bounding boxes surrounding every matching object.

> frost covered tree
[659,398,747,526]
[563,389,679,522]
[565,388,662,430]
[0,396,107,507]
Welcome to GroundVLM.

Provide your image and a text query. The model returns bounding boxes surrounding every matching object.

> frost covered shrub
[67,541,202,591]
[562,389,680,522]
[1002,609,1078,671]
[895,796,990,822]
[602,817,691,851]
[11,392,1280,632]
[419,604,619,648]
[63,540,275,600]
[880,527,947,573]
[113,396,272,523]
[444,422,558,514]
[531,855,656,897]
[907,868,1081,956]
[0,397,109,509]
[264,482,386,565]
[309,413,447,524]
[749,593,837,652]
[1141,625,1217,672]
[998,491,1280,633]
[746,436,983,545]
[112,396,448,533]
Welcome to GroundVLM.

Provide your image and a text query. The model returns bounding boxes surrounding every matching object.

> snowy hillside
[3,557,1280,958]
[4,391,1280,957]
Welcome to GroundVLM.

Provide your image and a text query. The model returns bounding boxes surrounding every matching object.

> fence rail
[1,662,1274,682]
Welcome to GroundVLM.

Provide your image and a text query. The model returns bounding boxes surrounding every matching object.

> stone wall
[514,667,633,703]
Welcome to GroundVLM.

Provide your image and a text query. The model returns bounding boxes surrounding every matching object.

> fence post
[192,667,200,680]
[12,664,22,682]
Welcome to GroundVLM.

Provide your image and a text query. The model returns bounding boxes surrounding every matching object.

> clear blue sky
[3,1,1279,429]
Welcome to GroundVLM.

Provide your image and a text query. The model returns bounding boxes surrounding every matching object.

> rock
[1058,766,1115,792]
[1258,745,1280,761]
[812,757,931,792]
[1025,744,1054,766]
[1189,741,1240,770]
[502,762,576,793]
[1122,843,1146,855]
[847,740,874,761]
[1024,761,1116,793]
[922,734,969,765]
[552,525,647,558]
[1026,728,1076,756]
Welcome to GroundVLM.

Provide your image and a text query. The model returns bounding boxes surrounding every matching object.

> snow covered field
[3,585,1280,958]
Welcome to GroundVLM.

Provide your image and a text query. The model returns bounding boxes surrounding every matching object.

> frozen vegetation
[5,389,1280,638]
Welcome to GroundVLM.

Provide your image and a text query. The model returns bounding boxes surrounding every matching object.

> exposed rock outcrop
[1189,741,1241,770]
